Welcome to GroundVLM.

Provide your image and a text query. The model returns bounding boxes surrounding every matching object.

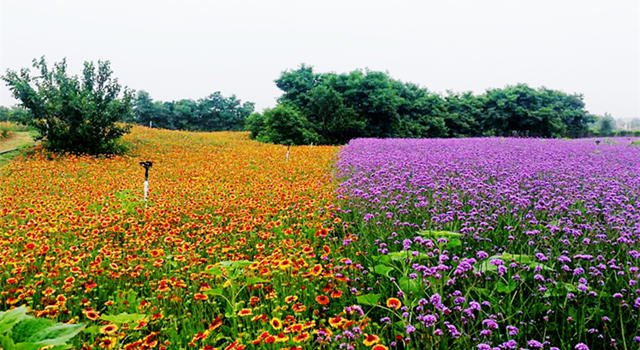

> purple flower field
[336,138,639,349]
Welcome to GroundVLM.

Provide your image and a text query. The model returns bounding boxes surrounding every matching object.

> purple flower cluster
[337,137,639,348]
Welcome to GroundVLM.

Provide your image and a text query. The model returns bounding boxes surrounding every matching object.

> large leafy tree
[3,57,133,155]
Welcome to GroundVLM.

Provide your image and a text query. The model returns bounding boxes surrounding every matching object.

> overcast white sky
[1,0,639,119]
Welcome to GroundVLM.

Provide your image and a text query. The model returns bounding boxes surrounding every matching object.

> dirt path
[0,132,33,153]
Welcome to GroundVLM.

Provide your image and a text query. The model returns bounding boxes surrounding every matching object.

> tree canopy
[249,65,596,145]
[132,91,254,131]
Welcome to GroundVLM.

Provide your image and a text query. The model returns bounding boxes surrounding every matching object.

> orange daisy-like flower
[331,290,342,298]
[237,308,252,317]
[284,295,298,304]
[100,337,117,349]
[329,316,344,328]
[83,309,100,320]
[292,303,307,313]
[193,293,208,300]
[293,332,310,343]
[315,295,330,305]
[372,345,389,350]
[386,297,402,309]
[363,334,381,346]
[134,320,148,330]
[270,317,282,330]
[100,324,118,335]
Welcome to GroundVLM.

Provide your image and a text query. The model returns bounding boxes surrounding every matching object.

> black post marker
[139,161,153,207]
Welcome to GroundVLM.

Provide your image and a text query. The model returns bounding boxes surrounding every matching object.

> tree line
[247,65,607,145]
[130,91,254,131]
[2,58,636,155]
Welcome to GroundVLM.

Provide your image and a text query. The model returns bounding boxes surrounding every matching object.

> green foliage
[2,57,133,155]
[258,105,319,145]
[0,106,30,124]
[0,306,84,350]
[592,113,616,136]
[251,65,594,144]
[356,293,381,306]
[244,112,265,139]
[133,91,254,131]
[100,313,147,326]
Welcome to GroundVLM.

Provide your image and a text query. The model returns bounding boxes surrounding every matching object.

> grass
[0,122,37,167]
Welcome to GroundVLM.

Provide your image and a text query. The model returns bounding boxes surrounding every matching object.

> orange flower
[83,309,100,320]
[372,345,389,350]
[293,332,311,343]
[270,317,282,330]
[363,334,381,346]
[386,297,402,309]
[100,337,117,349]
[329,316,344,328]
[100,324,118,335]
[315,295,330,305]
[193,293,208,300]
[285,295,298,304]
[237,308,252,317]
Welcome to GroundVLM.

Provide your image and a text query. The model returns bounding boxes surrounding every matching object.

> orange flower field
[0,127,374,349]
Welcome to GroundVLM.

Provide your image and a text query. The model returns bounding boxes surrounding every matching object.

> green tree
[132,90,156,126]
[305,85,364,144]
[261,105,318,145]
[2,57,132,155]
[244,112,266,139]
[596,113,616,136]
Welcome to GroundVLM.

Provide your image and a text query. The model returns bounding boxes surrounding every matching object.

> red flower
[386,297,401,309]
[315,295,330,305]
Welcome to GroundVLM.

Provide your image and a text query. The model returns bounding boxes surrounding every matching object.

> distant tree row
[0,106,29,123]
[131,91,255,131]
[248,65,598,145]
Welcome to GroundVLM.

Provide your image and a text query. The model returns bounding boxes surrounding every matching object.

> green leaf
[219,260,254,268]
[398,276,422,294]
[446,238,462,249]
[543,282,578,298]
[0,306,29,333]
[244,277,267,285]
[82,325,99,335]
[373,264,394,276]
[372,255,391,265]
[496,280,518,293]
[9,317,54,342]
[204,265,224,276]
[25,323,85,347]
[417,230,462,238]
[0,335,16,350]
[205,288,224,296]
[101,313,147,325]
[475,253,554,274]
[356,293,381,306]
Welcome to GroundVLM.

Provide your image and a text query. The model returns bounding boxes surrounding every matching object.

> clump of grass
[0,127,11,140]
